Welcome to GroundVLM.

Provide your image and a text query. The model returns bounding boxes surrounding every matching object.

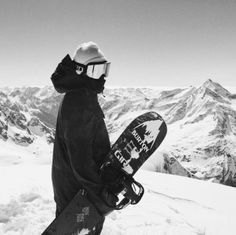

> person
[50,42,113,234]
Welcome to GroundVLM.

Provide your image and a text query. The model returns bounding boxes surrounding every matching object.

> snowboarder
[50,42,113,234]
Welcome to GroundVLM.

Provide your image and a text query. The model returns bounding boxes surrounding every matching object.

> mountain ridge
[0,79,236,186]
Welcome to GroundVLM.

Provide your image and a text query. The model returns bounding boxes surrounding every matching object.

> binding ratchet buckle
[115,176,144,210]
[100,162,145,210]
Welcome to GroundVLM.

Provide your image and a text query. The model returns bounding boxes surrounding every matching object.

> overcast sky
[0,0,236,88]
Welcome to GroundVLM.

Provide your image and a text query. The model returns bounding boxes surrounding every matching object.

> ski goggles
[74,61,111,79]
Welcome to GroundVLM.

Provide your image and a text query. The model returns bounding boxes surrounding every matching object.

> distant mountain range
[0,79,236,186]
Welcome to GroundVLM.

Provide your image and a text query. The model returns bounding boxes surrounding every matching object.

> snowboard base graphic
[42,111,167,234]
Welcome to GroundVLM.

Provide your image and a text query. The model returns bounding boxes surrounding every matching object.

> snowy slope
[0,164,236,235]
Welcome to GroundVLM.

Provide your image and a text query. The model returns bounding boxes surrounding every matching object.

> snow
[0,165,54,234]
[0,159,236,234]
[0,137,52,166]
[103,171,236,235]
[162,114,215,152]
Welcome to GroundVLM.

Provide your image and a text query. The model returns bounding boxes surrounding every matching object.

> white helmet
[73,42,107,65]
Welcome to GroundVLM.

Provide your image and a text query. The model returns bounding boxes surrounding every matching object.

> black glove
[100,187,119,208]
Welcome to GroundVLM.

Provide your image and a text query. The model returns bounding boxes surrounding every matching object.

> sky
[0,0,236,88]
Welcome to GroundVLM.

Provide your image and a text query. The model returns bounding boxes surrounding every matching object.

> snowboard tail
[42,190,104,235]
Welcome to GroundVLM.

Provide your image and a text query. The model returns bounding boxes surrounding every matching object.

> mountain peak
[205,78,213,83]
[199,79,231,98]
[202,79,219,88]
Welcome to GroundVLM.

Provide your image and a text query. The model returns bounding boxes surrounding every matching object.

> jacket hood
[51,54,106,94]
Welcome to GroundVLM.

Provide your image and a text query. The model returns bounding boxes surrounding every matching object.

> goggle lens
[87,62,111,79]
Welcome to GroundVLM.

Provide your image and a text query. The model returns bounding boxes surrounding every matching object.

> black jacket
[51,55,111,215]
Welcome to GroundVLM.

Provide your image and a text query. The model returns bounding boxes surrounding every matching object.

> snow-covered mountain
[0,79,236,186]
[100,80,236,186]
[0,86,60,145]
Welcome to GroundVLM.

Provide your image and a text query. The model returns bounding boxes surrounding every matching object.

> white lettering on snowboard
[123,140,136,155]
[134,119,163,150]
[132,129,149,152]
[76,207,90,223]
[114,150,127,164]
[114,141,140,174]
[77,213,85,223]
[114,119,163,174]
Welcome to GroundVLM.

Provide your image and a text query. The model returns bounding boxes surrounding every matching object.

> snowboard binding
[100,162,144,210]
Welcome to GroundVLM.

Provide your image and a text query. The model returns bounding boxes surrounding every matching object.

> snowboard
[42,111,167,235]
[100,111,167,209]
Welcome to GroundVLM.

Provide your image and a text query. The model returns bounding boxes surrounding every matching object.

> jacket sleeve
[50,54,86,93]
